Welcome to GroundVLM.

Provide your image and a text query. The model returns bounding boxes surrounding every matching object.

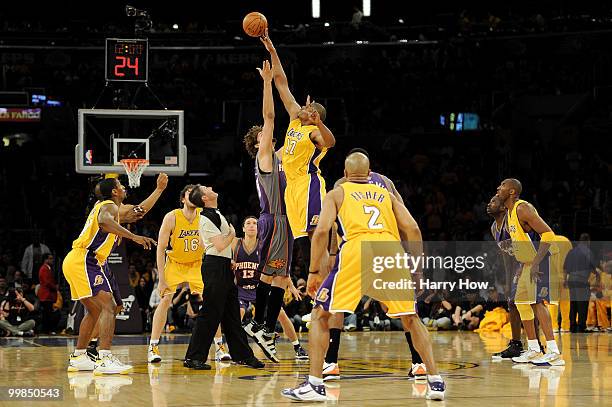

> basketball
[243,12,267,37]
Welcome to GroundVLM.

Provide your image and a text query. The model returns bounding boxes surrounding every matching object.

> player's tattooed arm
[119,173,168,223]
[98,203,156,249]
[156,211,175,295]
[260,29,300,119]
[257,60,275,173]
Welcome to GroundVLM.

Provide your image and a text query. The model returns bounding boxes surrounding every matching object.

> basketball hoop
[120,158,149,188]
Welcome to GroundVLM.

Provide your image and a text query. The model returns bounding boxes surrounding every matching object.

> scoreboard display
[105,38,148,82]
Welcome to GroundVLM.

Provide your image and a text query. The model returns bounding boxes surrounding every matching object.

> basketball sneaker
[281,378,327,402]
[492,339,523,360]
[68,352,96,372]
[425,377,446,401]
[148,343,162,363]
[94,354,133,375]
[86,343,98,362]
[215,342,232,362]
[254,327,279,363]
[512,349,542,364]
[243,320,259,339]
[94,375,133,402]
[408,363,427,381]
[295,345,309,360]
[322,362,340,381]
[530,351,565,366]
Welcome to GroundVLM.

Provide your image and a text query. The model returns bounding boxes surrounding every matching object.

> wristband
[309,271,320,275]
[329,253,337,256]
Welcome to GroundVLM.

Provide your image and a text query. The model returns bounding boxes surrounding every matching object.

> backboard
[76,109,186,176]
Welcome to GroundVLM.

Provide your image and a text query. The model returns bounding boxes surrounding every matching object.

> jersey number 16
[183,238,199,252]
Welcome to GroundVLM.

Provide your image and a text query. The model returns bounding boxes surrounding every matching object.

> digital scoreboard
[105,38,148,82]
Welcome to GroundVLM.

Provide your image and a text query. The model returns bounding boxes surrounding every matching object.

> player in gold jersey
[496,178,565,366]
[64,178,155,374]
[260,30,335,282]
[282,152,445,402]
[148,185,225,363]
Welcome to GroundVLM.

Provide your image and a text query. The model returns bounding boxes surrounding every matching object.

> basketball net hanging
[120,158,149,188]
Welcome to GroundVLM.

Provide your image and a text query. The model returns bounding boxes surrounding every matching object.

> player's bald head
[504,178,522,196]
[344,152,370,178]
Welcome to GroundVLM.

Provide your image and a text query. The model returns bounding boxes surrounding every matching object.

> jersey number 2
[183,238,199,252]
[363,205,383,229]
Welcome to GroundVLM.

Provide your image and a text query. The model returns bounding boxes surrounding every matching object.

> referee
[183,185,264,370]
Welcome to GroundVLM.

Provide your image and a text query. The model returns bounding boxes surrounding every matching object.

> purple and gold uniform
[507,200,558,304]
[256,153,293,276]
[282,118,327,238]
[233,238,261,309]
[315,182,415,317]
[62,200,118,300]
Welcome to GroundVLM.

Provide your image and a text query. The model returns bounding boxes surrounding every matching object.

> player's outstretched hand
[259,28,275,52]
[156,173,169,191]
[132,235,157,250]
[289,283,303,301]
[257,60,273,82]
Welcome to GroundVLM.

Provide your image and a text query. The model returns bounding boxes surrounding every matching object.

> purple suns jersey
[255,153,287,215]
[233,239,260,292]
[491,214,514,256]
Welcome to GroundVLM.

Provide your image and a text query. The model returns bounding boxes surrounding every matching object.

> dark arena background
[0,1,610,406]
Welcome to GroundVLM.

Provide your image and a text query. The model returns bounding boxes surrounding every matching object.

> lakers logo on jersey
[178,230,199,238]
[93,274,104,286]
[310,215,320,226]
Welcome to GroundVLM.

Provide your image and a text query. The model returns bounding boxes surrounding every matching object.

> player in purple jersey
[316,147,427,381]
[232,216,308,360]
[242,60,294,362]
[486,195,525,360]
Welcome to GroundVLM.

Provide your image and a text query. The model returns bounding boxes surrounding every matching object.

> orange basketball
[243,12,268,37]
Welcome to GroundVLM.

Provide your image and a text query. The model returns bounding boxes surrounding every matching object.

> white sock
[292,339,300,346]
[150,339,159,346]
[308,375,323,386]
[74,349,86,356]
[428,374,443,383]
[546,340,559,354]
[99,349,111,358]
[528,339,541,352]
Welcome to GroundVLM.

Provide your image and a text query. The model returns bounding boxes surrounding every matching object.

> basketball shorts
[63,248,113,301]
[238,286,256,309]
[103,263,123,307]
[314,237,415,318]
[512,255,558,305]
[257,213,293,276]
[285,173,326,239]
[163,258,203,296]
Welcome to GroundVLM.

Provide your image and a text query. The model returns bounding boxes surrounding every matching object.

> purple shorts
[238,286,256,309]
[103,263,123,307]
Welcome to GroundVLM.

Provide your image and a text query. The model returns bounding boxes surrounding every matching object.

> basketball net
[120,158,149,188]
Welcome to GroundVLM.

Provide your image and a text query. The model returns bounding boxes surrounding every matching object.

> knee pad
[516,303,535,321]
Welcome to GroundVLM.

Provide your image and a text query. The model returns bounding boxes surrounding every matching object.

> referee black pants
[185,255,254,362]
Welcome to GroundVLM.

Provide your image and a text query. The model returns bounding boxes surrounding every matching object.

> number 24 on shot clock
[105,38,148,82]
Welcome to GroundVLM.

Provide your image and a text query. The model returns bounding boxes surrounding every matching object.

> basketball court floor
[0,331,609,406]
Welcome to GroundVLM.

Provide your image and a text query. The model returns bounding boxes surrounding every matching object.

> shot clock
[105,38,148,82]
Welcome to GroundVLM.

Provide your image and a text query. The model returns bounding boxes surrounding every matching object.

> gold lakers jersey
[72,200,119,264]
[282,118,326,181]
[337,182,400,242]
[166,208,204,263]
[507,199,546,263]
